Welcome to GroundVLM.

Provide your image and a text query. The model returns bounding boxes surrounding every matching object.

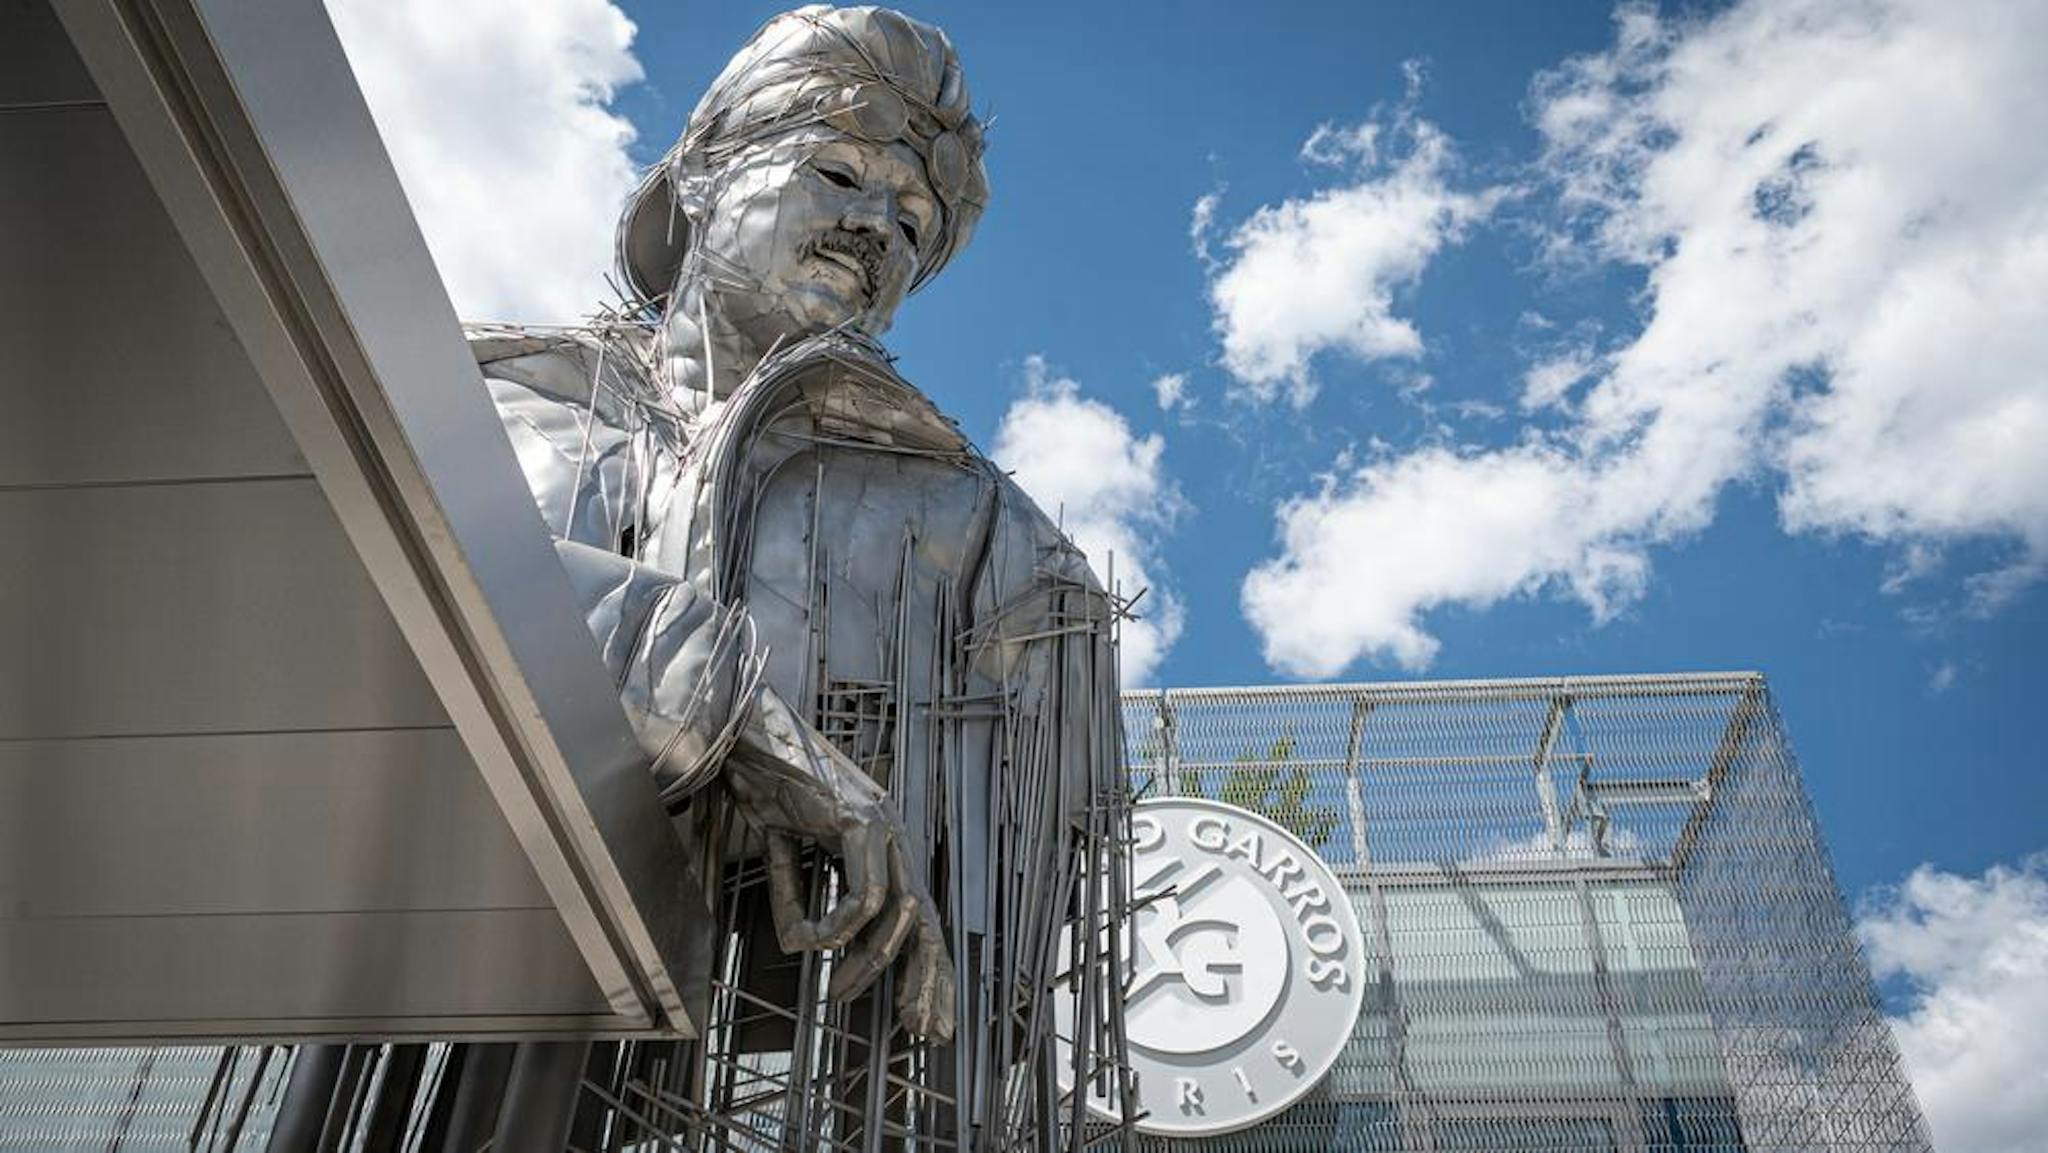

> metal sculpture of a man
[447,6,1133,1147]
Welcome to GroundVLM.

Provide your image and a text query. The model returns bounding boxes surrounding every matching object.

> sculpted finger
[765,831,830,952]
[802,820,890,950]
[894,858,956,1044]
[847,820,894,930]
[888,843,958,1048]
[765,826,888,953]
[827,888,916,1004]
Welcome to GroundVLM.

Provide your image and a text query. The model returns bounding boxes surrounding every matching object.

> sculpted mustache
[806,230,886,294]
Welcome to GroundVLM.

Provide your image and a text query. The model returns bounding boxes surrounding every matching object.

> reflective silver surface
[443,7,1137,1144]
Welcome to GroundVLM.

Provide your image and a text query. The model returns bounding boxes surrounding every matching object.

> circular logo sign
[1058,797,1366,1136]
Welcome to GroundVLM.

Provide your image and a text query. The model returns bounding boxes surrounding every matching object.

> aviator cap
[616,5,990,307]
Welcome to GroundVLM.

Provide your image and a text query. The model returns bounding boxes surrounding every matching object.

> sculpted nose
[840,188,897,240]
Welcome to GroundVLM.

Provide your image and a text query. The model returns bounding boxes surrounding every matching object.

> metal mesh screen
[0,1047,289,1151]
[1120,674,1930,1152]
[0,674,1932,1152]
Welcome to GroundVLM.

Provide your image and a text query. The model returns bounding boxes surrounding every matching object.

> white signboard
[1061,796,1366,1135]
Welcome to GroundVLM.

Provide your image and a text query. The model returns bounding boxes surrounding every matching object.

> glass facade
[0,674,1931,1151]
[1121,675,1929,1152]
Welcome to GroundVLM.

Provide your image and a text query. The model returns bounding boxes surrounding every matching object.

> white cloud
[1244,443,1643,674]
[1859,856,2048,1153]
[992,358,1184,687]
[1205,108,1497,406]
[1244,0,2048,675]
[327,0,644,323]
[1189,192,1222,266]
[1520,346,1598,411]
[1928,661,1959,695]
[1300,120,1381,168]
[1151,373,1190,412]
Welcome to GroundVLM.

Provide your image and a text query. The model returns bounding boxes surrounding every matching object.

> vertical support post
[219,1047,276,1153]
[565,1043,619,1153]
[1157,694,1180,798]
[862,981,890,1153]
[360,1045,427,1153]
[316,1045,373,1153]
[430,1043,513,1153]
[1342,695,1372,865]
[186,1047,236,1151]
[491,1041,593,1153]
[1573,873,1648,1152]
[266,1045,345,1153]
[1342,694,1430,1150]
[1550,693,1648,1152]
[1534,694,1570,854]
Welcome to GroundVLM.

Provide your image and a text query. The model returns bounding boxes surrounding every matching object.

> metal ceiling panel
[0,0,95,107]
[0,910,613,1037]
[0,480,446,739]
[0,110,309,489]
[0,730,550,919]
[0,0,711,1043]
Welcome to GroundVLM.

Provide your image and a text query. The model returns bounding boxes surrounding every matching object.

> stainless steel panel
[0,729,552,918]
[0,909,613,1028]
[58,0,711,1030]
[0,111,309,489]
[0,0,97,109]
[0,478,447,739]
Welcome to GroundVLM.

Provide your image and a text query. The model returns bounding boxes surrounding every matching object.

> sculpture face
[691,130,938,342]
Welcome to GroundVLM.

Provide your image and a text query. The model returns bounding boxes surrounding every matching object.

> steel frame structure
[1118,673,1930,1152]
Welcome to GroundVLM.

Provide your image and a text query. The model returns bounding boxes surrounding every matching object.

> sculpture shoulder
[983,463,1103,594]
[465,323,662,410]
[464,324,696,551]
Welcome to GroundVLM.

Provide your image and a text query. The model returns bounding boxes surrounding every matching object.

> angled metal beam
[1672,682,1766,873]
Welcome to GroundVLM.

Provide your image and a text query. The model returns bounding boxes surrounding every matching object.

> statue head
[617,6,988,345]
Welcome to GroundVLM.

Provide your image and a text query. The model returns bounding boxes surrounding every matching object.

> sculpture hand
[725,688,957,1044]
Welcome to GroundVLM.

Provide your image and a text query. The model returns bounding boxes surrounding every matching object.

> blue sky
[329,2,2047,1145]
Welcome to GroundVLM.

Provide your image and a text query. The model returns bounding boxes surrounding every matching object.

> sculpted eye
[816,164,859,190]
[898,218,920,248]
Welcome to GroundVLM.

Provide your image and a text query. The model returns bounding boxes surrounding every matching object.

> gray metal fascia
[52,0,707,1035]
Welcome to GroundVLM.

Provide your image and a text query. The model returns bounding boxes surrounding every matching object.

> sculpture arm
[550,538,751,804]
[474,343,750,797]
[728,692,955,1041]
[477,342,953,1039]
[549,540,952,1040]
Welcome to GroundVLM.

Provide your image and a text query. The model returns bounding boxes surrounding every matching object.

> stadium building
[1114,673,1929,1152]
